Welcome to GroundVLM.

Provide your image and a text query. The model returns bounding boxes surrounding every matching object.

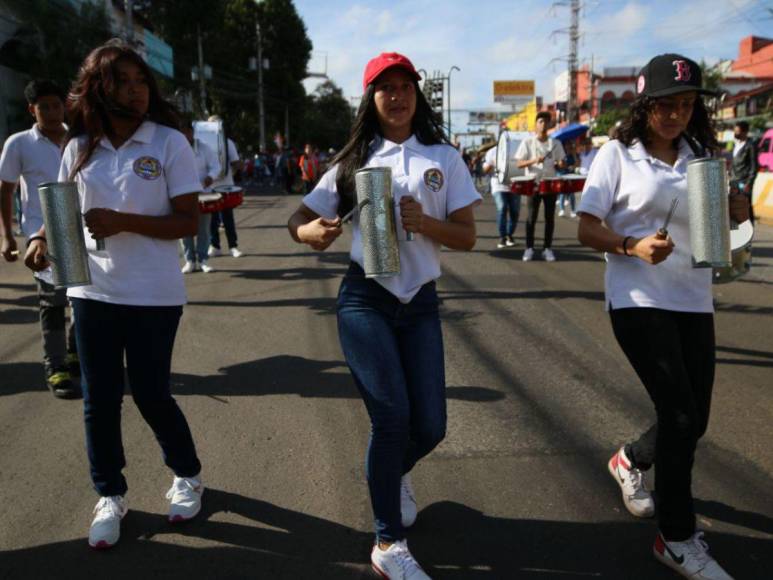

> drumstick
[10,250,19,257]
[340,198,370,224]
[657,198,679,239]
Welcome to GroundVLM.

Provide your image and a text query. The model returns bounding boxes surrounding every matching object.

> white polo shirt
[515,136,565,180]
[193,138,221,190]
[303,135,481,303]
[577,138,713,313]
[59,121,201,306]
[211,138,240,189]
[483,146,509,194]
[0,125,64,238]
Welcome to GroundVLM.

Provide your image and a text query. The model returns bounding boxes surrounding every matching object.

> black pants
[525,193,557,249]
[610,307,715,541]
[210,208,238,250]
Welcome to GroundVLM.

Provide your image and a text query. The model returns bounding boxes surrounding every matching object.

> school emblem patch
[423,168,444,193]
[133,156,162,180]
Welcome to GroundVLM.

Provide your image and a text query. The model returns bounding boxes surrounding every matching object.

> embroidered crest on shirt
[423,168,444,192]
[133,156,162,180]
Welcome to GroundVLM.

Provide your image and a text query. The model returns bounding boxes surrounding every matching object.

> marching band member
[288,52,480,579]
[25,40,204,549]
[577,54,747,580]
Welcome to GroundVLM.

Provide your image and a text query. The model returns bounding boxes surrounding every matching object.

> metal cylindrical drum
[355,167,400,278]
[687,158,731,269]
[37,182,91,288]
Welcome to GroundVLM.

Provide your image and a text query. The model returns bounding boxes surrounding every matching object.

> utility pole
[196,25,209,117]
[256,21,266,152]
[568,0,580,122]
[124,0,134,44]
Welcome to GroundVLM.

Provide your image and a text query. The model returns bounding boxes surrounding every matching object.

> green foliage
[0,0,112,91]
[699,60,724,94]
[301,80,353,150]
[592,108,629,137]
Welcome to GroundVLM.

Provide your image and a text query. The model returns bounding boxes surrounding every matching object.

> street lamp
[447,66,460,140]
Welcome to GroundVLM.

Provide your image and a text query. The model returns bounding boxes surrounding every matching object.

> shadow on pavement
[695,498,773,536]
[171,355,504,403]
[0,307,39,325]
[438,289,604,303]
[214,267,348,281]
[716,345,773,369]
[0,361,45,396]
[4,496,769,579]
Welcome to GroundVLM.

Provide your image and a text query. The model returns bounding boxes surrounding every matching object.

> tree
[592,108,628,137]
[301,80,352,150]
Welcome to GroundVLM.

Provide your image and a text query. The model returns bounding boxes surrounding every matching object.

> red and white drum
[198,193,223,214]
[538,177,562,195]
[509,176,535,196]
[563,175,586,193]
[213,185,244,210]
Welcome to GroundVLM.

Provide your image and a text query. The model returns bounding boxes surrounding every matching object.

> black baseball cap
[636,54,715,98]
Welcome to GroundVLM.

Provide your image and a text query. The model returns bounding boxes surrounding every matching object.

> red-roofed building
[731,36,773,78]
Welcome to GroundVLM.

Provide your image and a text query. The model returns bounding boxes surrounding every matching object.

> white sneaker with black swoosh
[608,446,654,517]
[654,532,734,579]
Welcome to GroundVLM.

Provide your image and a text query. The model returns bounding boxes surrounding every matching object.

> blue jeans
[336,263,447,542]
[182,213,212,262]
[71,298,201,497]
[558,192,576,212]
[492,190,520,237]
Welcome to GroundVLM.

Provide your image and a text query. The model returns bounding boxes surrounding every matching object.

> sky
[294,0,772,135]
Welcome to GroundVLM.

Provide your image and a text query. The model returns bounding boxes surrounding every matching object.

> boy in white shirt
[0,79,79,398]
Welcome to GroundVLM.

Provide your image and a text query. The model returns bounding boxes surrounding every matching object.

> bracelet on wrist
[622,236,632,256]
[26,235,47,248]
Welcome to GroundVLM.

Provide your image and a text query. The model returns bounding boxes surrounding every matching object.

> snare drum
[538,177,561,195]
[198,193,224,214]
[562,175,586,193]
[510,176,535,196]
[213,185,244,210]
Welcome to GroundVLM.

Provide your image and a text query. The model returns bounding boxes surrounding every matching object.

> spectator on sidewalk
[298,143,320,194]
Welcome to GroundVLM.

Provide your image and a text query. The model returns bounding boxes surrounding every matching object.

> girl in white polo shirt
[25,40,204,550]
[288,52,480,579]
[577,54,747,580]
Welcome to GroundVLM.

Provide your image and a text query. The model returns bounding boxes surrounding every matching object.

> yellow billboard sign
[493,80,535,103]
[505,99,538,131]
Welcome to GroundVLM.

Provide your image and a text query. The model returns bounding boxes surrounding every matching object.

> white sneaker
[558,209,565,217]
[400,474,417,528]
[181,261,196,274]
[608,447,655,518]
[505,235,515,247]
[542,248,556,262]
[371,540,431,579]
[229,247,243,258]
[207,245,222,257]
[522,248,534,262]
[497,237,507,249]
[167,475,204,523]
[654,532,734,579]
[89,495,127,549]
[570,211,577,218]
[200,261,214,273]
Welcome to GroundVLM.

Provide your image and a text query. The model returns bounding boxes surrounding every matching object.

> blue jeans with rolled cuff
[71,298,201,497]
[336,262,447,542]
[182,213,212,263]
[492,191,521,238]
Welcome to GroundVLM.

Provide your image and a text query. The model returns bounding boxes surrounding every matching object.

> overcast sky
[295,0,771,112]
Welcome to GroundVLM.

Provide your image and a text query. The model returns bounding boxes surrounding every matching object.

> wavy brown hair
[66,39,180,178]
[616,94,718,154]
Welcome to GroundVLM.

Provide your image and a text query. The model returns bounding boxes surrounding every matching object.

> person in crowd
[206,115,243,258]
[181,121,220,273]
[578,135,598,175]
[24,40,204,549]
[577,53,747,580]
[298,142,320,194]
[730,120,757,224]
[483,142,520,248]
[0,79,79,398]
[515,111,566,261]
[557,139,578,218]
[288,51,480,579]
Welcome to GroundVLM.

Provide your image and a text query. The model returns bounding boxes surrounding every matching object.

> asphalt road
[1,182,771,579]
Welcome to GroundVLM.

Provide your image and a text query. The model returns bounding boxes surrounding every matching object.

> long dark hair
[616,94,718,154]
[66,39,180,178]
[332,78,449,216]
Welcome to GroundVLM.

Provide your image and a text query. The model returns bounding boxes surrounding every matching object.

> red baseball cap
[362,52,421,91]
